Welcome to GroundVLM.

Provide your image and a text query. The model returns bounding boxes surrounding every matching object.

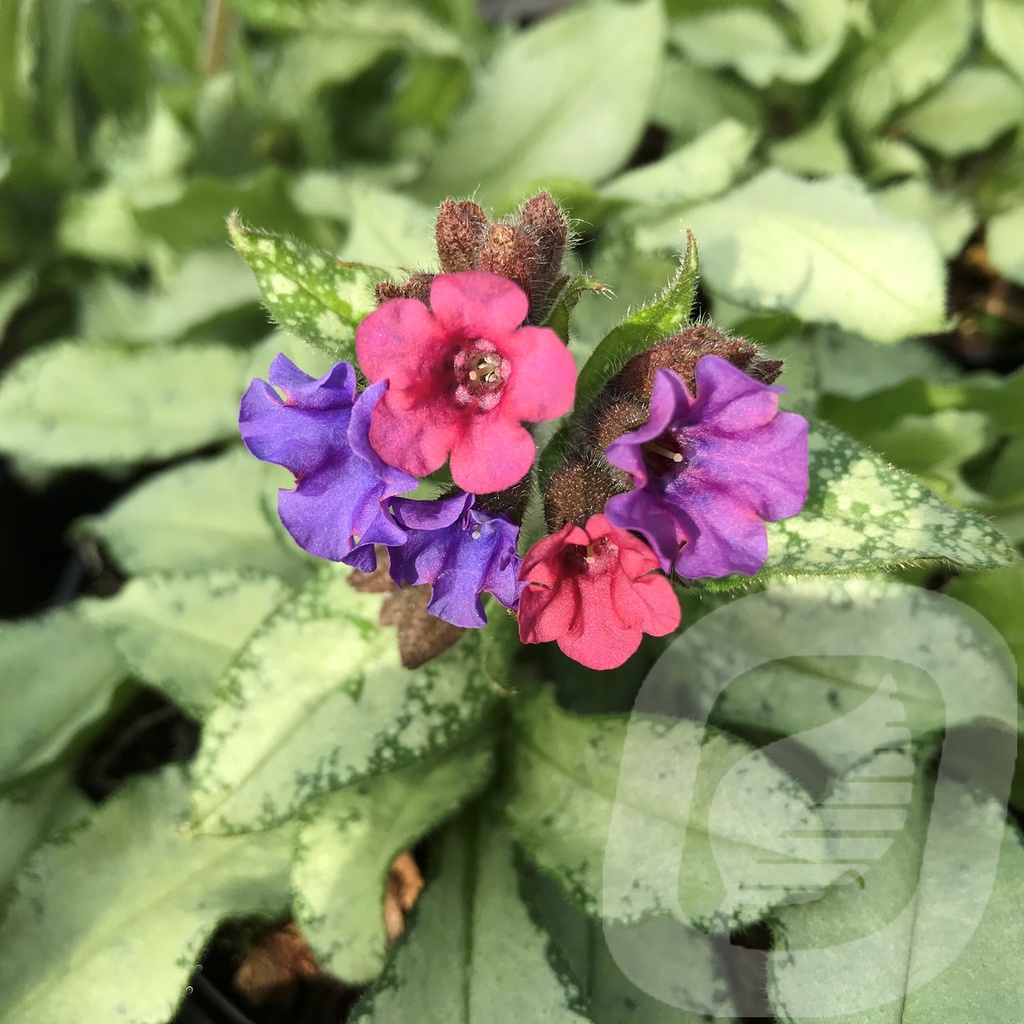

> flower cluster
[240,197,809,671]
[241,269,571,635]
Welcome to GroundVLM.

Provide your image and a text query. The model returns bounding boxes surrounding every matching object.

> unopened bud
[476,474,533,526]
[479,223,540,304]
[435,200,489,273]
[544,458,624,531]
[612,325,782,399]
[517,191,569,316]
[375,274,434,307]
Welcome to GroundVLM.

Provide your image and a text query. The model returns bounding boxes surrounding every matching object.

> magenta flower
[604,357,808,578]
[389,492,523,629]
[355,271,576,494]
[239,354,416,572]
[518,514,680,670]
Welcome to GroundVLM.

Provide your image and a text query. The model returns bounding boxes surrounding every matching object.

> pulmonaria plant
[239,193,810,670]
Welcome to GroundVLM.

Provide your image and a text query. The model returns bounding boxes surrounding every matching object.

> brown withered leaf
[391,585,466,669]
[349,554,466,668]
[233,921,325,1008]
[233,855,425,1006]
[385,851,425,943]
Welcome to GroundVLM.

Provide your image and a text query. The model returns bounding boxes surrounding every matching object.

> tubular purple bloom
[604,356,808,578]
[239,354,416,571]
[389,492,524,629]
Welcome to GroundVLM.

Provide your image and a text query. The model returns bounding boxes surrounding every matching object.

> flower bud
[478,223,540,303]
[374,274,434,306]
[544,457,624,531]
[517,190,569,315]
[475,473,533,526]
[435,200,488,273]
[611,325,783,399]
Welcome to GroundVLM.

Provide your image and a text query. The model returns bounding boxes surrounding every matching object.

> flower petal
[430,270,529,340]
[355,297,448,387]
[691,356,785,431]
[449,414,535,493]
[673,490,769,578]
[369,394,461,479]
[499,326,576,423]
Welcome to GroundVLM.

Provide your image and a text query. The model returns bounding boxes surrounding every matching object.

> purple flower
[239,354,416,572]
[604,356,808,578]
[389,492,524,628]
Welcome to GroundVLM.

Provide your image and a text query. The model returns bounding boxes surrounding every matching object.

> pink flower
[518,514,681,670]
[355,271,576,494]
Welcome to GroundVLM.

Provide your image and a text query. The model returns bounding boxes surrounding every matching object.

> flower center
[566,536,613,575]
[453,341,510,411]
[642,432,686,475]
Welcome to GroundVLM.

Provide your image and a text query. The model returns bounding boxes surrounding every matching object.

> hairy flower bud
[375,273,434,306]
[478,223,540,304]
[611,325,783,400]
[518,190,569,314]
[544,458,624,531]
[409,191,573,325]
[475,473,533,526]
[435,200,489,273]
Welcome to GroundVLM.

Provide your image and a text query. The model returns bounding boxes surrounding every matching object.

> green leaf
[293,736,495,984]
[707,420,1015,589]
[81,570,293,721]
[543,274,609,345]
[652,56,763,145]
[0,608,127,787]
[0,768,90,898]
[680,170,947,343]
[898,68,1024,158]
[135,168,316,256]
[133,248,262,343]
[505,690,838,931]
[0,266,37,341]
[77,447,311,583]
[540,233,698,482]
[876,180,976,259]
[228,214,383,360]
[232,0,463,57]
[769,750,1024,1022]
[58,184,145,264]
[351,809,590,1023]
[0,768,293,1024]
[946,564,1024,688]
[987,204,1024,288]
[671,579,1018,776]
[603,119,758,207]
[843,0,973,132]
[770,110,853,177]
[813,331,959,400]
[854,408,993,506]
[524,864,743,1022]
[983,0,1024,84]
[0,340,249,473]
[669,1,852,87]
[93,103,192,208]
[418,0,665,205]
[190,565,498,834]
[336,183,440,270]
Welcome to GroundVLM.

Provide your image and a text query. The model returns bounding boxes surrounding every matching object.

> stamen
[471,529,482,540]
[647,443,683,463]
[584,544,595,565]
